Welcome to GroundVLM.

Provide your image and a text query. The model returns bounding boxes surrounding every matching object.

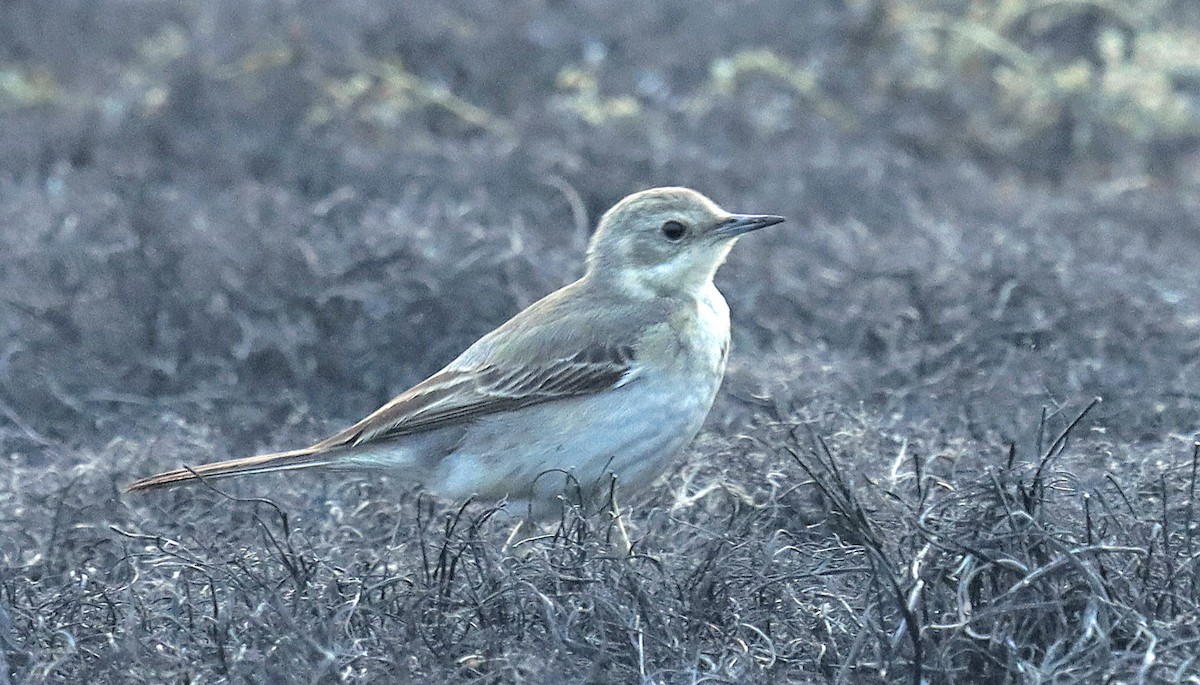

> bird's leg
[605,478,633,556]
[503,518,534,554]
[611,508,632,557]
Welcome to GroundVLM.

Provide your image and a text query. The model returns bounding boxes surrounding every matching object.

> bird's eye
[661,220,688,241]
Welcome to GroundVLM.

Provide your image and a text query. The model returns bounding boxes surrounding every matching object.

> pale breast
[692,282,731,378]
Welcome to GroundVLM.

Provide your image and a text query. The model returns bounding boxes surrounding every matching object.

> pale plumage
[128,187,784,541]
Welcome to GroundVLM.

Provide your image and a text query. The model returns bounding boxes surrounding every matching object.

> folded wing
[316,342,639,447]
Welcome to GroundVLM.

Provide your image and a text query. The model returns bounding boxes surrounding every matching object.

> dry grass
[3,1,1200,683]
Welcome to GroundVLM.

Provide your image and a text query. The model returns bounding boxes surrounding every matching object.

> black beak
[715,213,786,238]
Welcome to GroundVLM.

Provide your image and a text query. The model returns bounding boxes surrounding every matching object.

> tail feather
[125,447,344,492]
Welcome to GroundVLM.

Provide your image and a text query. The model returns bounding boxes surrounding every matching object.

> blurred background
[3,1,1200,682]
[2,0,1199,453]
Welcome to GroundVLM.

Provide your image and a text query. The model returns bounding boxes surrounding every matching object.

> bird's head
[584,187,785,298]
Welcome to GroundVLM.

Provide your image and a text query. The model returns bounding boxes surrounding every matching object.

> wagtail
[129,187,784,549]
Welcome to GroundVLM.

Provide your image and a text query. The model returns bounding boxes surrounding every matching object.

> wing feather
[311,343,639,450]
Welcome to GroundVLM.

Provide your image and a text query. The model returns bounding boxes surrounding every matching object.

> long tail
[125,447,346,492]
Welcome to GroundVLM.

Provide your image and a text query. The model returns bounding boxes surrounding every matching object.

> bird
[128,187,784,551]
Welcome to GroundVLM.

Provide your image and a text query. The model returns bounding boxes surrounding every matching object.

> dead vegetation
[2,1,1200,682]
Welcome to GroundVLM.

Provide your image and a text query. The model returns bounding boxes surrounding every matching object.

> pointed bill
[715,214,786,238]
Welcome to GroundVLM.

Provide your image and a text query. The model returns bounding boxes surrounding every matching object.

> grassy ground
[3,1,1200,682]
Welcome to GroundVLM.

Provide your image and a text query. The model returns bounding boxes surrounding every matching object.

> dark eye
[661,220,688,241]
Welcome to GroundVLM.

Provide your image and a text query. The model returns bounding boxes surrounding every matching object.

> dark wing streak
[312,344,638,450]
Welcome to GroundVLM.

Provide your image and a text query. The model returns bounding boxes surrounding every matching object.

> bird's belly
[430,369,721,514]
